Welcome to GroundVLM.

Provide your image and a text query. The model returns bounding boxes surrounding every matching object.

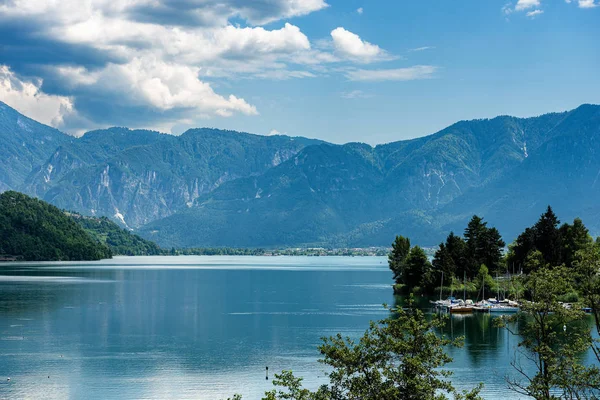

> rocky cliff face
[2,100,599,248]
[140,107,593,248]
[0,103,321,228]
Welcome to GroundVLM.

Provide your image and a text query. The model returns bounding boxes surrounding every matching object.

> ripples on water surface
[0,256,583,399]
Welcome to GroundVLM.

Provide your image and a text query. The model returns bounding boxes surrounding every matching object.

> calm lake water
[0,256,594,399]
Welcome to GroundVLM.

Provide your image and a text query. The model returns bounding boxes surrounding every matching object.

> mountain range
[1,100,599,248]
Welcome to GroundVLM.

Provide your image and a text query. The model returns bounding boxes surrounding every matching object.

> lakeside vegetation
[73,214,162,256]
[231,206,600,399]
[390,206,596,302]
[0,191,112,261]
[0,191,162,261]
[0,190,392,261]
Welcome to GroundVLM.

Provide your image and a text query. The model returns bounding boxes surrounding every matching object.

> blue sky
[0,0,598,144]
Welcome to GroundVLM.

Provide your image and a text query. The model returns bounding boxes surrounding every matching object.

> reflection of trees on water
[438,313,508,367]
[393,295,511,367]
[0,266,117,316]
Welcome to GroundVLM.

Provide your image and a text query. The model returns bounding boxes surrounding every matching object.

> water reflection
[0,257,393,399]
[1,258,596,400]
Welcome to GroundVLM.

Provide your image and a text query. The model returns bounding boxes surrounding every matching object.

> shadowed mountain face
[140,105,600,248]
[0,101,321,228]
[1,101,599,248]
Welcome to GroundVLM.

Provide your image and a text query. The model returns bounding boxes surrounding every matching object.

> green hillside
[72,214,161,256]
[0,191,112,261]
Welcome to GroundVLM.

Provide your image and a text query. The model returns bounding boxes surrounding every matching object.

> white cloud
[0,1,333,132]
[269,129,281,135]
[577,0,599,7]
[0,0,329,27]
[409,46,435,52]
[0,65,75,128]
[57,57,258,116]
[502,3,515,15]
[330,27,388,63]
[526,9,544,16]
[357,7,363,14]
[515,0,541,10]
[0,0,424,134]
[345,66,438,82]
[341,90,372,99]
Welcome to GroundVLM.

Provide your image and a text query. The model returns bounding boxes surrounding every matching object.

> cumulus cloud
[345,66,438,82]
[0,0,417,134]
[0,65,75,128]
[515,0,541,10]
[330,27,390,63]
[0,0,330,27]
[0,0,332,133]
[503,0,551,18]
[526,9,544,16]
[576,0,599,7]
[357,7,364,14]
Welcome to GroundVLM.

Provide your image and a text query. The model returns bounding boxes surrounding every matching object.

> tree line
[389,206,595,298]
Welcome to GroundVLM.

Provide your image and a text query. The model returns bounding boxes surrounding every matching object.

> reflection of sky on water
[0,256,596,399]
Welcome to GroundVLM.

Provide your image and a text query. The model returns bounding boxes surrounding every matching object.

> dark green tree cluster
[74,215,161,256]
[388,236,434,294]
[0,191,112,261]
[507,206,593,273]
[433,216,505,281]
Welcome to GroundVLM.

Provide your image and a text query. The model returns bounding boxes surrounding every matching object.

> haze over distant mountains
[1,100,599,248]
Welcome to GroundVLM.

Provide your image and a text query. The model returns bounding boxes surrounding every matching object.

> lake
[0,256,590,399]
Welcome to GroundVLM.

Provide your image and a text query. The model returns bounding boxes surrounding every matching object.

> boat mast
[496,272,500,300]
[463,271,466,301]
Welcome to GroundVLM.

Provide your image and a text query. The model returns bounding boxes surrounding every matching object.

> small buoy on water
[7,378,10,381]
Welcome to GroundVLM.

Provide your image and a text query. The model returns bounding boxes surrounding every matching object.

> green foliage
[433,217,504,284]
[74,215,161,256]
[262,371,320,400]
[534,206,563,265]
[260,296,482,400]
[388,235,410,283]
[560,218,593,268]
[475,264,495,298]
[498,266,600,398]
[388,238,435,294]
[403,246,434,291]
[0,191,111,261]
[433,232,467,280]
[463,216,505,276]
[574,244,600,363]
[508,207,593,273]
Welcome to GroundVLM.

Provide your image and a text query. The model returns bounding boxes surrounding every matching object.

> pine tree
[388,236,411,283]
[534,206,562,266]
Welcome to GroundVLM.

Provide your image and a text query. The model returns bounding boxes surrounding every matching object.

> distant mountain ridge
[141,106,594,248]
[0,101,321,228]
[1,101,598,248]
